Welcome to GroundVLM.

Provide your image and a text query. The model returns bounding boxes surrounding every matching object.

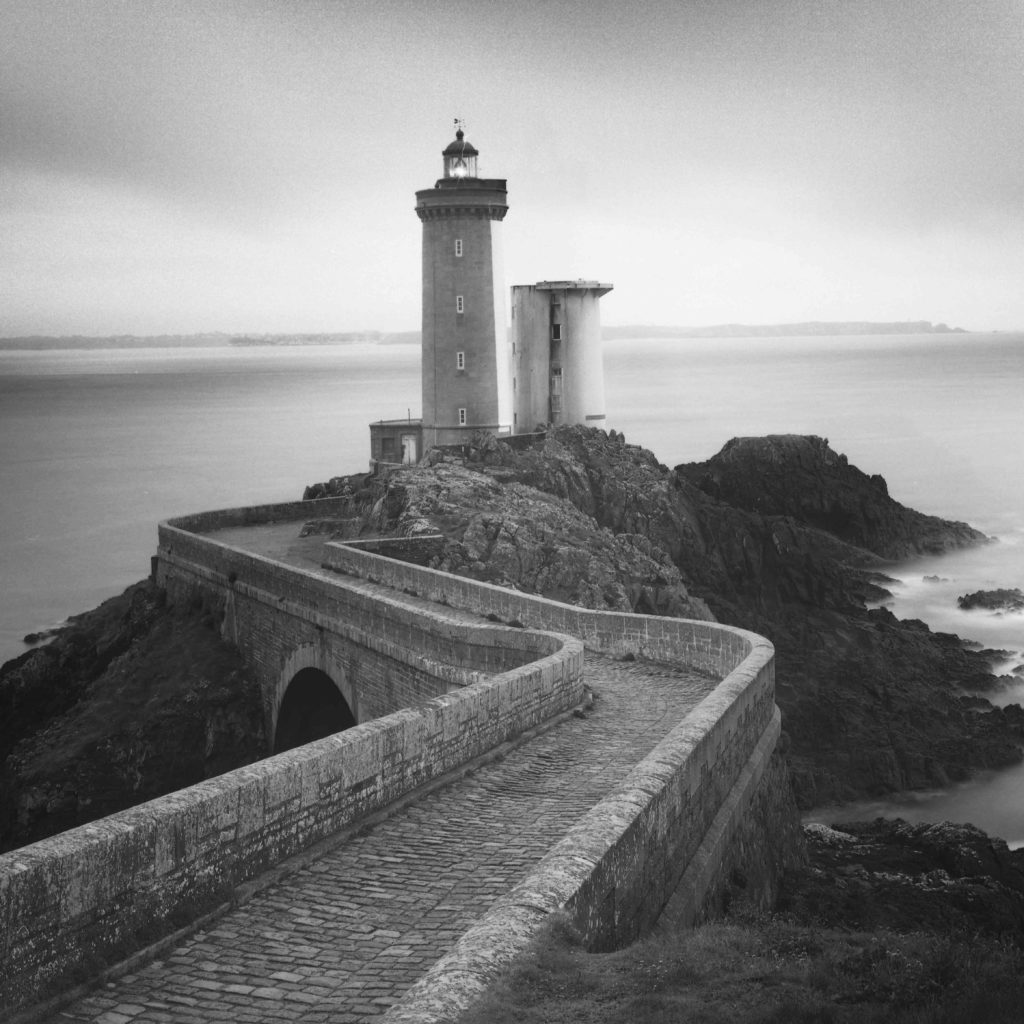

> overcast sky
[2,0,1022,335]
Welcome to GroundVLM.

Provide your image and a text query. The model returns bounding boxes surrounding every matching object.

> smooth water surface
[0,345,418,652]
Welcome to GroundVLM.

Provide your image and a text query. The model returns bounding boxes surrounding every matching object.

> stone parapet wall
[165,496,357,534]
[0,502,784,1021]
[337,534,448,566]
[386,712,788,1024]
[322,542,760,676]
[0,522,584,1016]
[320,544,781,1024]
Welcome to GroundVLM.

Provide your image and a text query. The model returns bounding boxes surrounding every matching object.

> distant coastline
[603,319,969,339]
[0,321,975,350]
[0,331,419,351]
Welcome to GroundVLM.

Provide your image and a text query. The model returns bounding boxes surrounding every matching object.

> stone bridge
[0,497,789,1024]
[156,498,577,756]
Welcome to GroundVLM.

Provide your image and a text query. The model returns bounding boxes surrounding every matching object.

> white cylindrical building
[511,280,613,432]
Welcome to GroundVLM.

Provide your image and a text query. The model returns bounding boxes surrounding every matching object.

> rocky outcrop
[676,434,988,560]
[775,607,1024,807]
[0,581,264,852]
[959,588,1024,613]
[781,819,1024,938]
[308,450,714,622]
[306,426,1016,809]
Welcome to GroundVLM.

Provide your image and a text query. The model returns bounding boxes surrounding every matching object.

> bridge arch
[272,645,357,754]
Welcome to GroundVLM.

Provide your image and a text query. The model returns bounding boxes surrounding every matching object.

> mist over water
[884,542,1024,682]
[2,332,1022,840]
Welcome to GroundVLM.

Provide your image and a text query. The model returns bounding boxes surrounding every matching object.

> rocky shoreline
[958,587,1024,614]
[308,427,1019,808]
[3,427,1020,867]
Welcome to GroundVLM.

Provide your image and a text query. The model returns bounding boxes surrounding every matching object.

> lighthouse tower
[416,127,511,449]
[368,126,614,468]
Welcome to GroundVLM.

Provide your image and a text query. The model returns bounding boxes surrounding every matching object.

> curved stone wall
[0,501,784,1021]
[321,541,767,674]
[0,517,584,1015]
[321,543,781,1024]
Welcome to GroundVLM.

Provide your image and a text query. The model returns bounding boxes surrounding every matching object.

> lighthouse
[368,125,613,468]
[416,126,511,449]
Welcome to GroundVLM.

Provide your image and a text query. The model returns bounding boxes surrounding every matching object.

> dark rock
[675,434,989,560]
[958,693,994,710]
[303,426,1015,810]
[958,588,1024,613]
[22,627,63,645]
[303,473,369,502]
[367,459,715,621]
[781,819,1024,938]
[981,648,1017,663]
[0,580,264,852]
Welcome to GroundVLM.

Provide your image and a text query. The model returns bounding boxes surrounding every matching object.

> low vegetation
[0,581,264,850]
[459,911,1024,1024]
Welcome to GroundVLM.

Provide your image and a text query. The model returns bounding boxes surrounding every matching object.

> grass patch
[457,913,1024,1024]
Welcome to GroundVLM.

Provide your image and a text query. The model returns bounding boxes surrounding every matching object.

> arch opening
[274,667,356,754]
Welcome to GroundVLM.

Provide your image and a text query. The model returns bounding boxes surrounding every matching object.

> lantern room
[442,129,479,179]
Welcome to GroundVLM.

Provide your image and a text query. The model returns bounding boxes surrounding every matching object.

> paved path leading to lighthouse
[42,650,714,1024]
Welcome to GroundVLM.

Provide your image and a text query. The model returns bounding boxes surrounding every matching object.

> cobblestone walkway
[46,654,714,1024]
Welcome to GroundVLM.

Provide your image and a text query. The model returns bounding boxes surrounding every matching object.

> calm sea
[2,334,1022,839]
